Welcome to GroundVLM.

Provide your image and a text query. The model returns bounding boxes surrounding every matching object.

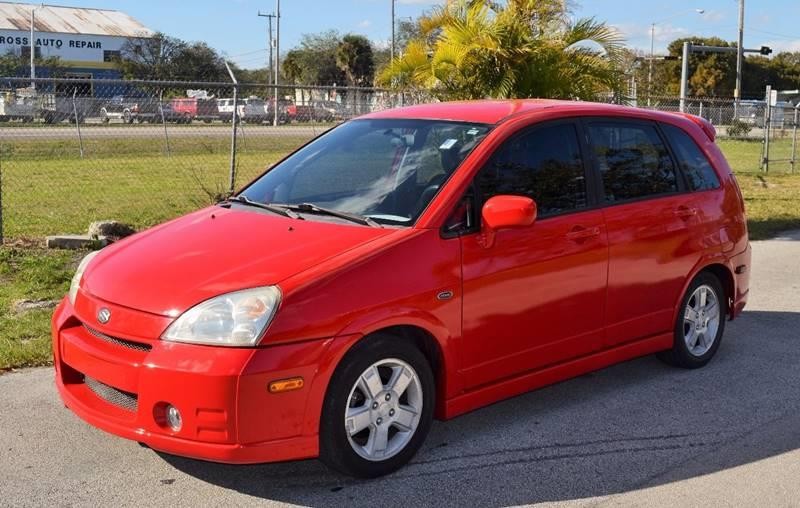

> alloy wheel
[344,358,423,461]
[683,284,721,357]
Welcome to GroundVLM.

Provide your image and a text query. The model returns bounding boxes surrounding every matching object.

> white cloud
[613,22,690,51]
[358,19,372,28]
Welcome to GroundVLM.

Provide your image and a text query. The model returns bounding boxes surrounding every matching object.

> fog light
[165,405,182,431]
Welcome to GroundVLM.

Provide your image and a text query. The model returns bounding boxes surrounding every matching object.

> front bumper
[52,294,332,464]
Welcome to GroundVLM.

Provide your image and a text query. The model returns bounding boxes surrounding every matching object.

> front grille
[84,376,138,412]
[83,325,152,353]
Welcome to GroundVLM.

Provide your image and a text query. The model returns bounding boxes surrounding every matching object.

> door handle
[566,225,601,242]
[674,206,698,220]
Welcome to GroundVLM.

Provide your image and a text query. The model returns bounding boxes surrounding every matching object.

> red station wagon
[52,100,751,478]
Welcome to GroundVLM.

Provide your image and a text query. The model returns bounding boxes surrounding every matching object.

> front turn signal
[268,377,304,393]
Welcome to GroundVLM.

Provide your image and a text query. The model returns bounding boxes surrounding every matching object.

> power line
[228,48,268,58]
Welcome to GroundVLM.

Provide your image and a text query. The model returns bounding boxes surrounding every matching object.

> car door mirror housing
[480,195,537,247]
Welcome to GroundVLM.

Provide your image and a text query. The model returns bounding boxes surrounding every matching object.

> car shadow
[158,310,800,507]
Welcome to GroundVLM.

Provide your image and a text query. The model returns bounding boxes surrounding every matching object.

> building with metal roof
[0,2,153,81]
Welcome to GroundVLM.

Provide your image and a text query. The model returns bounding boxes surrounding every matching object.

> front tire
[320,335,435,478]
[658,272,726,369]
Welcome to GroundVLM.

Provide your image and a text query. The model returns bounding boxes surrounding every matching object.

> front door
[458,121,609,390]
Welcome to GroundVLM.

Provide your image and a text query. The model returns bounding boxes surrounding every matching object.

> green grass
[0,133,799,370]
[1,134,315,238]
[0,247,79,370]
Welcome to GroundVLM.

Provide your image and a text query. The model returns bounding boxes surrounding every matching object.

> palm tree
[379,0,625,101]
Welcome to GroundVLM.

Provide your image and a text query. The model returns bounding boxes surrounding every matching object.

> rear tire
[658,272,726,369]
[319,335,435,478]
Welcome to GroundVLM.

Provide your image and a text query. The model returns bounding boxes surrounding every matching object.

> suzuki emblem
[97,308,111,324]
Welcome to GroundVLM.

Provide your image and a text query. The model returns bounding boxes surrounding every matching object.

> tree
[173,42,230,82]
[115,32,230,82]
[336,34,375,86]
[665,37,736,97]
[0,51,66,78]
[279,31,345,85]
[378,0,625,101]
[115,32,186,80]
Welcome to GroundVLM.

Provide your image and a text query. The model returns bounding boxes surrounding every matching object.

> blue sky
[9,0,800,68]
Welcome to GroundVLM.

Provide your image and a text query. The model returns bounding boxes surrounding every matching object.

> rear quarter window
[662,123,721,191]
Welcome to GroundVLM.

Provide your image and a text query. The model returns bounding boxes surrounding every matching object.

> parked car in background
[735,99,791,128]
[39,94,95,124]
[53,100,750,479]
[295,100,344,123]
[170,97,219,124]
[217,98,236,123]
[0,90,34,122]
[239,97,270,124]
[100,96,161,124]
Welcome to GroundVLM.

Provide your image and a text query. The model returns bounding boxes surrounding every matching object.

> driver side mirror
[480,195,537,248]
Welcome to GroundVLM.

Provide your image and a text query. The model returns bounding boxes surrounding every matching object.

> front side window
[241,119,490,225]
[475,123,588,217]
[588,122,678,203]
[662,124,721,191]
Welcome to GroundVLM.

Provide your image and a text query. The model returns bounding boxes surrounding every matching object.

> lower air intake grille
[84,376,138,412]
[83,325,152,353]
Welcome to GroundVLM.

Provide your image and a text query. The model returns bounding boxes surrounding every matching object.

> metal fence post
[762,86,772,173]
[159,90,171,157]
[0,151,3,245]
[791,105,798,174]
[72,88,84,158]
[225,62,239,194]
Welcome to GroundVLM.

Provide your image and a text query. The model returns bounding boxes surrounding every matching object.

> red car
[52,100,750,478]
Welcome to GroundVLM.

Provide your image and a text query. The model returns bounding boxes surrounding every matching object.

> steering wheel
[412,173,448,218]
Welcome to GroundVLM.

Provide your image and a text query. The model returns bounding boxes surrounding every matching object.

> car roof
[360,99,683,125]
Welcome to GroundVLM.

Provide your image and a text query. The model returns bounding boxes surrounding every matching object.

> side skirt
[443,332,672,419]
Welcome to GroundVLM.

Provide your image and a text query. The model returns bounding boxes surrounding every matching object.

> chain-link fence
[760,100,800,173]
[1,77,796,243]
[0,76,424,242]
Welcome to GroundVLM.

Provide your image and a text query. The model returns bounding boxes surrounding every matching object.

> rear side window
[588,122,678,203]
[662,124,721,191]
[476,123,587,217]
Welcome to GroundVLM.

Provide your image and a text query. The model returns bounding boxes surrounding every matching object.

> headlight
[161,286,281,347]
[68,251,99,305]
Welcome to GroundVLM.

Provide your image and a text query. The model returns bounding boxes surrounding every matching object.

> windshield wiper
[222,195,301,219]
[278,202,382,228]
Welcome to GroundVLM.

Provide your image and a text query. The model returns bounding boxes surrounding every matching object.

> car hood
[81,206,396,316]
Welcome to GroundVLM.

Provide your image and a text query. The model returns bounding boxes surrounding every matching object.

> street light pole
[391,0,396,62]
[735,0,745,111]
[647,8,704,106]
[273,0,280,127]
[648,22,655,106]
[30,6,35,90]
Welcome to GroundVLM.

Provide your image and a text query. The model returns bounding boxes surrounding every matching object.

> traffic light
[760,46,773,56]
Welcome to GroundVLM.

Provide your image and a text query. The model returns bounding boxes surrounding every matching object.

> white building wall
[0,29,129,62]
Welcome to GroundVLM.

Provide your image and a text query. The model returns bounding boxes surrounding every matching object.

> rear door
[585,119,700,347]
[459,120,609,389]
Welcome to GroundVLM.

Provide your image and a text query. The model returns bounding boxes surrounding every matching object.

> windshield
[239,119,491,226]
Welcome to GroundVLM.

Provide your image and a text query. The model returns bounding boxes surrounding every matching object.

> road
[1,232,799,507]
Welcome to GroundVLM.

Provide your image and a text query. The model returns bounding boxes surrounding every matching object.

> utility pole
[29,5,35,90]
[648,22,655,106]
[735,0,745,114]
[391,0,396,62]
[680,41,690,112]
[257,11,276,87]
[273,0,280,126]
